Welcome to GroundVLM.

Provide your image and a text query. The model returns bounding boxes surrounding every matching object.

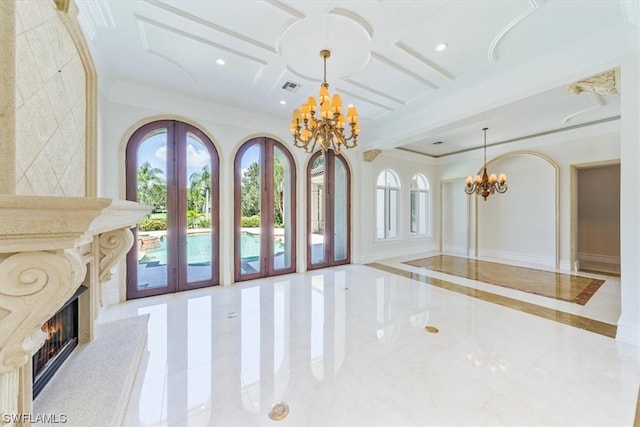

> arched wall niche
[473,151,559,269]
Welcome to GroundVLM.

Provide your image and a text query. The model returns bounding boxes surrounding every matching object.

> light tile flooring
[99,253,640,426]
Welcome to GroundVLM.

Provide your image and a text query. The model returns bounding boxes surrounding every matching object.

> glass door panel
[273,146,293,271]
[235,138,296,282]
[134,128,170,292]
[310,155,326,265]
[185,132,213,284]
[307,151,350,269]
[238,143,262,277]
[333,156,348,262]
[389,188,398,238]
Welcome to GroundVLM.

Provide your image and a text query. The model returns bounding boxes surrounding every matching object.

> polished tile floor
[99,255,639,426]
[403,255,604,305]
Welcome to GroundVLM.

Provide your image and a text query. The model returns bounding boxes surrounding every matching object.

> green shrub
[138,217,167,231]
[241,215,260,227]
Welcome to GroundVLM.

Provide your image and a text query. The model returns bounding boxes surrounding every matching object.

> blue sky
[138,133,214,180]
[138,133,261,181]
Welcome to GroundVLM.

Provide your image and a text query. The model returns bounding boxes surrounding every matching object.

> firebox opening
[32,285,88,399]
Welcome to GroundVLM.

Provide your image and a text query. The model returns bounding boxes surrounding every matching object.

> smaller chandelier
[465,127,507,201]
[290,50,360,155]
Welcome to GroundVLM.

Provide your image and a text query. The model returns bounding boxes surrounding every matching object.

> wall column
[617,52,640,346]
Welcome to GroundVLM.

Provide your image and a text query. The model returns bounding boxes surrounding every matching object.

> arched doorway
[125,120,219,299]
[307,150,351,269]
[234,137,297,281]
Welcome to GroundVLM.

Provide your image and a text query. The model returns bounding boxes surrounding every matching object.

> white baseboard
[442,244,466,256]
[577,252,620,265]
[479,248,556,269]
[360,241,439,264]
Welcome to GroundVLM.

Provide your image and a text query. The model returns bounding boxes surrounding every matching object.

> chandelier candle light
[290,50,360,154]
[464,127,507,201]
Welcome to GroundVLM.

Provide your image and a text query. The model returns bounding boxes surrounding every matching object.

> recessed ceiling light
[280,100,286,105]
[216,58,225,65]
[435,43,448,52]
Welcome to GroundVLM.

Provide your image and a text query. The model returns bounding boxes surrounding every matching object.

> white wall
[439,120,620,270]
[477,154,556,267]
[441,179,468,255]
[357,149,438,263]
[617,52,640,346]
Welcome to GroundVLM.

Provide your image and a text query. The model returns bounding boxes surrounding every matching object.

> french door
[307,150,351,269]
[234,137,297,281]
[125,120,219,299]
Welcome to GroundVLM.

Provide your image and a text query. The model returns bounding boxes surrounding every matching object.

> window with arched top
[234,137,297,281]
[125,120,219,299]
[376,169,400,240]
[410,174,430,236]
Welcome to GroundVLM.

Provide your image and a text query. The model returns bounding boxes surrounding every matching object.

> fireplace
[32,285,88,398]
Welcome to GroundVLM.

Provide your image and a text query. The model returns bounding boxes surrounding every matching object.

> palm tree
[273,157,285,227]
[189,165,211,214]
[137,161,166,211]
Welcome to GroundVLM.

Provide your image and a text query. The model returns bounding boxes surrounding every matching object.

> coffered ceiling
[77,0,639,157]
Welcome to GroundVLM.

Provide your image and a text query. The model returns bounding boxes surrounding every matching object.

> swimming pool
[139,232,284,265]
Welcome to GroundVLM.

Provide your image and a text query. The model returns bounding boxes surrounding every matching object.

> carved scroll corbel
[0,250,85,373]
[98,228,134,283]
[567,69,619,96]
[363,149,382,162]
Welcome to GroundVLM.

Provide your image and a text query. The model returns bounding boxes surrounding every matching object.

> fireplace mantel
[0,195,150,252]
[0,195,151,425]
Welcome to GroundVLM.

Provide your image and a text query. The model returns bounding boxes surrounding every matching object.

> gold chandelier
[465,128,507,201]
[290,50,360,154]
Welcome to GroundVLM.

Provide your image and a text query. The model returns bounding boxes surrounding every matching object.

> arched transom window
[376,169,400,240]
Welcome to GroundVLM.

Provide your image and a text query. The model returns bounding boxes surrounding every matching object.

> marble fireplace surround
[0,195,151,426]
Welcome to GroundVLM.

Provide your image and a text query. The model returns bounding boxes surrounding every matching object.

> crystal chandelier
[465,128,507,201]
[290,50,360,154]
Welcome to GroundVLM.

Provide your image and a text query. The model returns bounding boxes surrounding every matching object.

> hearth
[32,285,88,398]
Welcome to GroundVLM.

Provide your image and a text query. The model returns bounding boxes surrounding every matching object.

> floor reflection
[110,264,633,426]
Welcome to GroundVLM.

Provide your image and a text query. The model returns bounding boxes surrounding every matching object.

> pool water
[139,232,285,265]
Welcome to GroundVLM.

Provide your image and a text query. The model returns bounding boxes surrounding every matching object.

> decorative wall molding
[370,52,438,90]
[343,77,403,105]
[568,69,619,96]
[0,250,85,373]
[99,228,135,283]
[562,93,603,123]
[134,14,268,65]
[363,149,382,162]
[329,8,374,39]
[395,42,455,81]
[144,0,277,54]
[488,0,541,62]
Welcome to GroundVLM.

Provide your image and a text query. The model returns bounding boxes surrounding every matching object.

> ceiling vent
[432,141,444,145]
[282,81,301,92]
